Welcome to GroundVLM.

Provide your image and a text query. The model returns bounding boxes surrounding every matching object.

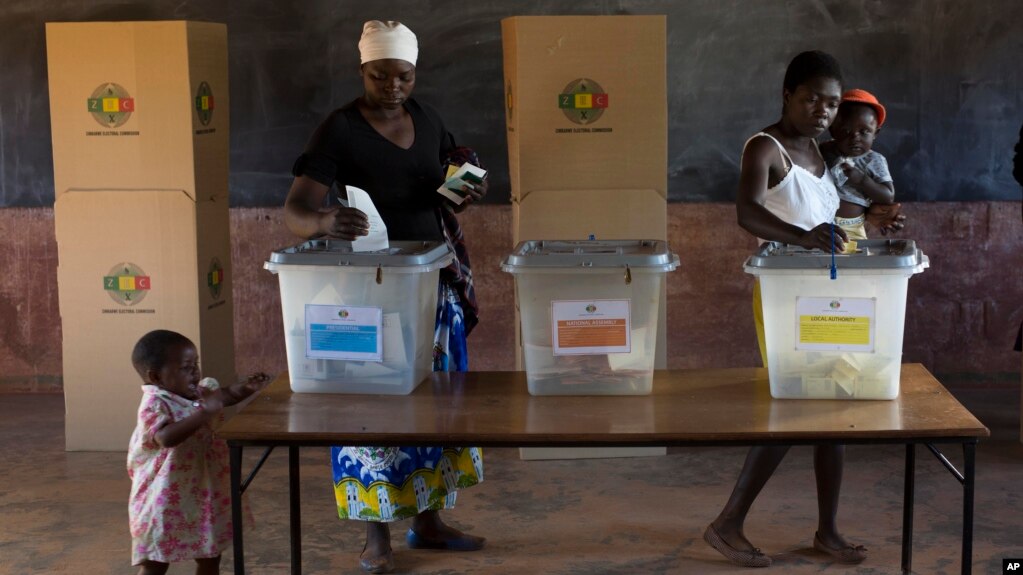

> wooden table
[219,364,988,575]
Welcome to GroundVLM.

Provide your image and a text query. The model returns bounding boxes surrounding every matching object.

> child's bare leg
[137,560,169,575]
[710,445,790,551]
[195,555,221,575]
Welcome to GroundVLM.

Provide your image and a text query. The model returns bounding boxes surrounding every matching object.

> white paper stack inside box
[47,22,234,450]
[744,240,928,400]
[265,240,454,395]
[502,240,679,395]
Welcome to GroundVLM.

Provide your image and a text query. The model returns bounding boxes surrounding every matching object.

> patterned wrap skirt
[330,280,483,522]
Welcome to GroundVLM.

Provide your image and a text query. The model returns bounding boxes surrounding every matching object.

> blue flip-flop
[405,528,486,551]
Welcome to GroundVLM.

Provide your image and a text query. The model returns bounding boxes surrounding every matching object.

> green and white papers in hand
[437,163,487,205]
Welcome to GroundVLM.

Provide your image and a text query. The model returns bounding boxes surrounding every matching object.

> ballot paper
[345,185,388,252]
[436,163,487,205]
[607,327,648,371]
[310,281,344,306]
[381,312,408,366]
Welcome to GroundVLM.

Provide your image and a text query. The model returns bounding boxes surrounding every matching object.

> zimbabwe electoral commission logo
[559,78,608,125]
[104,263,150,306]
[195,81,215,126]
[87,83,135,128]
[207,257,224,300]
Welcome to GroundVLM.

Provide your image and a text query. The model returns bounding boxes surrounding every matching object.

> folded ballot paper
[344,185,388,252]
[437,163,487,205]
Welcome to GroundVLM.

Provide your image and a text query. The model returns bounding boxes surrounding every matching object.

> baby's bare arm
[842,164,895,204]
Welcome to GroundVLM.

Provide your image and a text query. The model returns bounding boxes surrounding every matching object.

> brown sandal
[813,532,867,564]
[703,524,772,568]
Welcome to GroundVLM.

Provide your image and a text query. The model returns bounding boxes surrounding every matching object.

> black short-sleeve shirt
[292,98,454,241]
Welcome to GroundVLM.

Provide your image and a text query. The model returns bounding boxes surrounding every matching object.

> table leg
[902,443,915,574]
[231,444,245,575]
[961,441,976,575]
[290,446,302,574]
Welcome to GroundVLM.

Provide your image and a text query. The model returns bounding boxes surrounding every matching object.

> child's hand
[221,372,272,406]
[241,372,271,396]
[866,202,905,235]
[841,163,866,185]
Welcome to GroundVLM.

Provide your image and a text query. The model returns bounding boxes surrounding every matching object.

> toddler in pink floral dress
[127,329,267,575]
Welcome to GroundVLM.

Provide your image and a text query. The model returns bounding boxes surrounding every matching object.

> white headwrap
[358,20,418,66]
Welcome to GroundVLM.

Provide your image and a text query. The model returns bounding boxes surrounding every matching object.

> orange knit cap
[841,89,886,127]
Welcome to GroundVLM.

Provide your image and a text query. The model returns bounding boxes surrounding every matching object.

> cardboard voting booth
[503,15,668,242]
[502,15,668,458]
[47,21,234,450]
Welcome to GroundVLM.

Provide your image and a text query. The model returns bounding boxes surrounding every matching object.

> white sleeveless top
[742,132,840,235]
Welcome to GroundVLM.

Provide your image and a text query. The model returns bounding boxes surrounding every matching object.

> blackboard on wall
[3,0,1021,207]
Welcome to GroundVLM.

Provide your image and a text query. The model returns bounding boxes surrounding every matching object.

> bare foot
[813,531,867,564]
[704,522,771,568]
[815,529,859,551]
[709,519,757,552]
[360,522,394,573]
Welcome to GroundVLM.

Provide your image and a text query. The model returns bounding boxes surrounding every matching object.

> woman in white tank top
[741,131,840,239]
[702,51,901,569]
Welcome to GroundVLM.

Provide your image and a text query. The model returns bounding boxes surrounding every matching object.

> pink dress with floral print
[127,385,237,565]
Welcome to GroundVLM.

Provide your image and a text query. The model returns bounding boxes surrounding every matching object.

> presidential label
[305,305,383,362]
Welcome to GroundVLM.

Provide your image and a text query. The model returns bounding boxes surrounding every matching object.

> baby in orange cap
[821,89,895,241]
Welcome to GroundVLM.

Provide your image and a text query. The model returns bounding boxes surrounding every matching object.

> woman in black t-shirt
[284,21,486,574]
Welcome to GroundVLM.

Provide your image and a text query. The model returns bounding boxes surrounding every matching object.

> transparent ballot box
[266,240,453,394]
[745,239,928,400]
[502,240,679,395]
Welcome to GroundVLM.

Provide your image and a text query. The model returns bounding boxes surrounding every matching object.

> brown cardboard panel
[187,21,231,200]
[46,21,228,200]
[47,20,232,450]
[55,190,234,451]
[513,189,667,244]
[195,193,235,389]
[502,16,667,200]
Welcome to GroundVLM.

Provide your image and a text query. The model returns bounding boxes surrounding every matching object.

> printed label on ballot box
[305,304,383,361]
[552,299,631,355]
[795,296,875,353]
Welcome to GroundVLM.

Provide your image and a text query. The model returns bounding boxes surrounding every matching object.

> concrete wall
[1,202,1020,392]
